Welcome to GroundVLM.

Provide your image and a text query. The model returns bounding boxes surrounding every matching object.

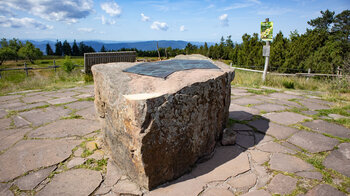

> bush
[282,80,295,89]
[62,56,75,73]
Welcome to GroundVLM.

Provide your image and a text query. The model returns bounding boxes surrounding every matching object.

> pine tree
[46,43,54,55]
[72,40,80,56]
[307,9,335,31]
[55,40,62,56]
[62,40,71,56]
[100,45,106,52]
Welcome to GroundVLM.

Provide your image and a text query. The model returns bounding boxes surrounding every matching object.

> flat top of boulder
[92,54,234,101]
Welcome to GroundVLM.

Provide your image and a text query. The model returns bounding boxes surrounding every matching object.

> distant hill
[25,40,213,54]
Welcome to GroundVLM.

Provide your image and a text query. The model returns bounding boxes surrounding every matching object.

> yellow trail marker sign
[261,21,273,41]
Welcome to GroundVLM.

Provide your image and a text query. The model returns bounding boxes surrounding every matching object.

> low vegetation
[232,69,350,95]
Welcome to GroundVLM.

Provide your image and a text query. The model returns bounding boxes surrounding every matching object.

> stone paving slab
[305,184,346,196]
[249,150,270,165]
[37,169,102,196]
[231,88,252,96]
[328,114,349,120]
[299,100,330,110]
[8,101,48,111]
[323,143,350,177]
[15,165,57,190]
[268,98,303,108]
[44,91,80,98]
[190,146,250,183]
[0,118,11,130]
[269,153,314,173]
[12,115,31,128]
[0,183,13,196]
[0,100,27,110]
[256,141,296,154]
[28,119,100,138]
[47,97,78,105]
[65,101,94,110]
[0,94,21,102]
[95,160,123,195]
[249,120,299,139]
[287,131,339,153]
[302,120,350,138]
[231,97,264,106]
[0,128,31,152]
[19,106,71,127]
[22,95,52,103]
[0,139,81,182]
[267,173,297,195]
[241,190,271,196]
[1,85,349,195]
[0,109,7,119]
[269,92,303,100]
[227,172,257,193]
[253,103,289,112]
[201,188,234,196]
[147,173,205,196]
[296,171,323,180]
[229,103,260,121]
[263,112,312,125]
[76,106,98,120]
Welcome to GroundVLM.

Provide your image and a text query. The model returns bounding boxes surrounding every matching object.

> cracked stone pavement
[0,85,350,196]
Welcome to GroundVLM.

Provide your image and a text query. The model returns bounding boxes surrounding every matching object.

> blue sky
[0,0,349,43]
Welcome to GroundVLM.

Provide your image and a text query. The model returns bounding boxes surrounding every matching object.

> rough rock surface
[92,55,234,190]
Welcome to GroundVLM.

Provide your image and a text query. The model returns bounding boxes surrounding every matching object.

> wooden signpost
[261,18,273,82]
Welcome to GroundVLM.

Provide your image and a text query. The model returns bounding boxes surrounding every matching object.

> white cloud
[219,14,229,27]
[206,4,215,9]
[101,1,122,17]
[180,25,186,32]
[0,0,94,23]
[141,13,150,22]
[78,27,94,32]
[257,8,293,15]
[223,0,261,11]
[150,21,168,31]
[101,15,116,25]
[0,16,53,30]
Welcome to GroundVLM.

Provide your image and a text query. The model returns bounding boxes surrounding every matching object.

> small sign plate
[263,45,270,57]
[261,21,273,41]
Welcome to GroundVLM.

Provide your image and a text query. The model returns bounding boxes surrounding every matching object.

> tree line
[46,40,95,56]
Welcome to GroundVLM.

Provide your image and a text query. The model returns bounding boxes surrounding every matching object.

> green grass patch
[78,97,94,102]
[79,158,108,171]
[317,105,350,117]
[81,149,94,158]
[231,70,350,94]
[247,88,277,95]
[0,68,92,95]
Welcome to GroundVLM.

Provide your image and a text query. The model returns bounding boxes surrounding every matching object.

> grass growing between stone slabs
[294,151,350,194]
[315,105,350,128]
[78,158,108,172]
[246,88,277,95]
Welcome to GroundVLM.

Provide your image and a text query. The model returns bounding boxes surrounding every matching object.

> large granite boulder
[92,55,235,190]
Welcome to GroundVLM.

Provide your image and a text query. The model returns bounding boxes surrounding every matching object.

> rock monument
[92,54,235,190]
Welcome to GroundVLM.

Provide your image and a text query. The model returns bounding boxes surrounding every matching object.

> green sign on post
[261,21,273,41]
